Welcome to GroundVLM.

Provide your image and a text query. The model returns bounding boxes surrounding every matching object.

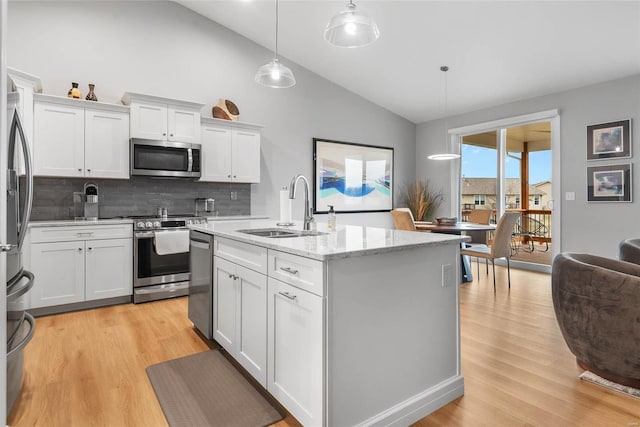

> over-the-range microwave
[130,139,201,178]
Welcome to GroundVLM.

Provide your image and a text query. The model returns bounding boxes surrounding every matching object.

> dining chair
[391,208,421,231]
[465,209,493,245]
[460,211,521,292]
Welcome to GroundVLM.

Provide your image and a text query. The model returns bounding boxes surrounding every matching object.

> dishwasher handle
[190,239,210,250]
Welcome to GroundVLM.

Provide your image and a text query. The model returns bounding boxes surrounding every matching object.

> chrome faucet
[289,174,314,230]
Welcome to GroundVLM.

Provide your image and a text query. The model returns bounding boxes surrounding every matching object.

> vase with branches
[401,180,443,221]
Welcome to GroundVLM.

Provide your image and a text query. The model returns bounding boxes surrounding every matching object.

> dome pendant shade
[324,1,380,48]
[255,0,296,89]
[255,58,296,88]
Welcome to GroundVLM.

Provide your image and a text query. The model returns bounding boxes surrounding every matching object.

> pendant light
[428,66,460,160]
[255,0,296,88]
[324,0,380,48]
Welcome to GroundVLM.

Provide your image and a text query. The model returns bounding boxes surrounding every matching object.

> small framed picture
[587,119,631,160]
[587,163,632,202]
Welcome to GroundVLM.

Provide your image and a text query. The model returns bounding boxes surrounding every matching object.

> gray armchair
[552,253,640,388]
[619,238,640,264]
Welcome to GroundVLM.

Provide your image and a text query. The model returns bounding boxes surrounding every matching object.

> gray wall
[7,0,415,228]
[417,74,640,258]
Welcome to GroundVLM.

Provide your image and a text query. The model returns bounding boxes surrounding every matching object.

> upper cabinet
[122,92,204,144]
[33,94,130,179]
[7,67,42,176]
[200,118,262,183]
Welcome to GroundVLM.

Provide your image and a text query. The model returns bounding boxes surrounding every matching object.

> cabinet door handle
[228,274,238,280]
[77,247,83,252]
[76,232,94,236]
[77,168,82,172]
[280,267,299,275]
[278,291,297,301]
[87,247,93,251]
[162,132,167,136]
[170,133,174,137]
[87,169,91,172]
[227,174,231,178]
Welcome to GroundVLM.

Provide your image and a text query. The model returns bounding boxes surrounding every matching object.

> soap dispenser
[327,205,336,231]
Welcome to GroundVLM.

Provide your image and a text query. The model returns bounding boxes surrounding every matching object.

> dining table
[415,221,497,283]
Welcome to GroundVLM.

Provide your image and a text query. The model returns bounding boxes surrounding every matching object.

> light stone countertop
[28,218,134,227]
[190,219,469,261]
[28,215,268,228]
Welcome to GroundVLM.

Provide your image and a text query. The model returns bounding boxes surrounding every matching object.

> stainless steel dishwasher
[188,230,213,339]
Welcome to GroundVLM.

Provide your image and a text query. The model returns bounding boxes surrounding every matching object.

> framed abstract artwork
[587,163,632,202]
[313,138,393,214]
[587,119,631,160]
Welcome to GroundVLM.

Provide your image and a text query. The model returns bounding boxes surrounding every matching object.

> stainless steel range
[133,215,207,303]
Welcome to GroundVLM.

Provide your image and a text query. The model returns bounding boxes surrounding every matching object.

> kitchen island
[190,219,468,426]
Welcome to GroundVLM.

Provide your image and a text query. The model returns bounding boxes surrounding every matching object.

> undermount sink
[236,228,327,238]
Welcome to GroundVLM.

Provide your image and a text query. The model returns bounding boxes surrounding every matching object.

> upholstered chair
[552,252,640,388]
[619,238,640,264]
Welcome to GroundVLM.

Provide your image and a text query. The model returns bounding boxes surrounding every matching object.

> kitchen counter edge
[190,220,469,261]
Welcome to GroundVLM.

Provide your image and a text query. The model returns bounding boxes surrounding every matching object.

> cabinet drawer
[213,237,267,274]
[268,250,324,297]
[30,224,133,243]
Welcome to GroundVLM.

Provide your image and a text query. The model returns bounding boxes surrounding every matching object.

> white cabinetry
[7,67,42,176]
[213,237,268,386]
[33,94,129,178]
[122,92,204,144]
[267,277,323,427]
[200,118,262,183]
[28,224,133,309]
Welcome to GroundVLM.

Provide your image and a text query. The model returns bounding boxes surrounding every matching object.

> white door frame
[448,109,560,273]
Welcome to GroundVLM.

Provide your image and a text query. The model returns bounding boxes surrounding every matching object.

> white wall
[417,74,640,258]
[7,0,415,229]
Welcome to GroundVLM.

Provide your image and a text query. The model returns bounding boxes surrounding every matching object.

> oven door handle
[135,231,155,238]
[187,148,193,172]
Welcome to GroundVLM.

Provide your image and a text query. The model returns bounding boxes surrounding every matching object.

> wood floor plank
[8,263,640,426]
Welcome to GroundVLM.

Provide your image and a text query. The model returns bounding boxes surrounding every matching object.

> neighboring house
[461,177,548,210]
[533,181,552,209]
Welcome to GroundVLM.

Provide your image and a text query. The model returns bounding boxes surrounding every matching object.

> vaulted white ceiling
[176,1,640,124]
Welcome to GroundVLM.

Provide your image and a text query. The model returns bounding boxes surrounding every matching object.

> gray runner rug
[579,371,640,399]
[146,350,284,427]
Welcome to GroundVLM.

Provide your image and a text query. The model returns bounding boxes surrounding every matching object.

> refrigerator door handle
[7,268,34,300]
[7,312,35,357]
[8,109,33,251]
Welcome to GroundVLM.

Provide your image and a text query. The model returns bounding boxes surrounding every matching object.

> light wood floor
[8,263,640,426]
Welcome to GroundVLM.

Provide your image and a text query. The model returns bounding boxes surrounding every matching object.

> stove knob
[136,221,145,229]
[153,221,161,228]
[145,221,153,228]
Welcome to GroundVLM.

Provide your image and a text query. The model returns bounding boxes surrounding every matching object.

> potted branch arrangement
[401,180,443,221]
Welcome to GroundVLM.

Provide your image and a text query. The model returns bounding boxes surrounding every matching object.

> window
[474,195,486,206]
[533,195,541,206]
[515,195,520,208]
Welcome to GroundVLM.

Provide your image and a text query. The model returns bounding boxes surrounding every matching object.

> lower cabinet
[30,240,85,307]
[28,224,133,309]
[267,277,324,427]
[213,255,268,386]
[212,237,324,425]
[84,238,133,301]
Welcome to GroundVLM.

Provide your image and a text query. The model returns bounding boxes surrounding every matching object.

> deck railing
[461,208,552,245]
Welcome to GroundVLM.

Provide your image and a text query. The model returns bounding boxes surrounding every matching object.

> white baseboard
[354,375,464,427]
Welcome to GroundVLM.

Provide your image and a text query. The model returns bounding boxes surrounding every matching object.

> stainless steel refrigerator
[4,80,35,414]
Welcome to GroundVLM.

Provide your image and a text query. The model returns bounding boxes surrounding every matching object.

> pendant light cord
[442,65,449,150]
[274,0,279,59]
